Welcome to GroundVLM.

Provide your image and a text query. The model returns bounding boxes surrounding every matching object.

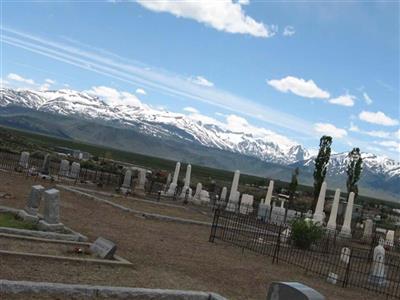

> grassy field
[1,125,398,209]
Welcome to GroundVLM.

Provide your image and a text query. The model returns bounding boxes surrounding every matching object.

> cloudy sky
[1,1,399,159]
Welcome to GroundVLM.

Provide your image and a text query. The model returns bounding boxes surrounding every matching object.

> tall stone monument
[135,169,147,195]
[313,181,327,224]
[258,180,274,221]
[327,188,341,231]
[166,162,180,196]
[339,192,355,238]
[226,170,240,212]
[38,188,64,231]
[180,164,192,199]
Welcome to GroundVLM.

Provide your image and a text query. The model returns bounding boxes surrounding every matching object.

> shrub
[290,218,323,250]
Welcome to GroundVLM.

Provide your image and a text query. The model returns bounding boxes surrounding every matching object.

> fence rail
[209,208,400,299]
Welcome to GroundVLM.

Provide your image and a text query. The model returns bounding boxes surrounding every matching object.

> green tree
[312,135,332,210]
[346,147,363,199]
[288,167,299,209]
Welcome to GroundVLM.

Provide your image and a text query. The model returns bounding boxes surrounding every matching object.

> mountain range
[1,88,399,202]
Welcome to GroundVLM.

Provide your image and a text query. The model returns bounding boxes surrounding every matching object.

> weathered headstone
[69,162,80,179]
[313,181,327,225]
[267,282,325,300]
[199,190,210,205]
[38,188,64,231]
[220,187,227,202]
[226,170,240,212]
[19,185,45,222]
[58,159,70,177]
[166,162,180,196]
[257,203,270,222]
[340,247,351,264]
[339,192,355,238]
[386,230,395,247]
[368,245,387,286]
[363,219,373,241]
[121,169,132,194]
[18,151,30,169]
[326,188,341,231]
[180,164,192,200]
[40,154,51,175]
[135,169,147,195]
[286,209,298,223]
[327,273,338,285]
[90,237,117,259]
[192,182,202,204]
[280,228,291,243]
[239,194,254,214]
[265,180,274,206]
[270,206,286,224]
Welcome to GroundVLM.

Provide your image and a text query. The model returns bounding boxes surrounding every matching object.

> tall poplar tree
[346,147,363,199]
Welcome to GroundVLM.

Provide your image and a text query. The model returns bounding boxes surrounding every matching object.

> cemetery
[0,150,399,299]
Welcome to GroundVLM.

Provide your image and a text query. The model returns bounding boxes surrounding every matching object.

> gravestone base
[120,187,131,195]
[38,220,65,232]
[368,275,387,287]
[339,228,352,239]
[134,187,146,196]
[225,202,238,212]
[18,209,39,223]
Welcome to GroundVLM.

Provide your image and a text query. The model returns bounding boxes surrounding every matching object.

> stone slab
[90,237,117,259]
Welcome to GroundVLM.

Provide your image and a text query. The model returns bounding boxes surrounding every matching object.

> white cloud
[314,123,347,138]
[136,0,275,38]
[362,92,372,105]
[183,106,199,114]
[189,76,214,87]
[0,78,9,87]
[328,94,356,107]
[396,129,400,140]
[45,78,55,84]
[7,73,35,85]
[86,86,142,107]
[238,0,250,5]
[375,140,400,152]
[283,26,295,37]
[267,76,330,99]
[135,88,147,95]
[359,111,399,126]
[365,130,391,139]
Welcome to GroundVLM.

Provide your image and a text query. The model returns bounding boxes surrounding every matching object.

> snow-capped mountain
[300,152,400,178]
[0,88,399,187]
[0,88,312,164]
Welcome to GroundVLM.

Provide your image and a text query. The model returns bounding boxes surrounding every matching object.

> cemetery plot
[0,212,37,230]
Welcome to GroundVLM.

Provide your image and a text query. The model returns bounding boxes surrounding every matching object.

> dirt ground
[0,171,388,299]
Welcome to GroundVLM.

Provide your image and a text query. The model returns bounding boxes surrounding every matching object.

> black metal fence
[0,151,122,187]
[209,208,400,299]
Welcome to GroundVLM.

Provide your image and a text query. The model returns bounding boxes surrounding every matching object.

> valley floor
[0,171,387,300]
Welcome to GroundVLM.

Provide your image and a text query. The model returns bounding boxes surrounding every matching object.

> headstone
[192,182,202,203]
[40,154,51,175]
[368,245,387,286]
[38,188,64,231]
[257,203,271,221]
[19,151,30,169]
[267,282,325,300]
[135,169,146,195]
[286,209,298,223]
[220,187,227,202]
[90,237,117,259]
[166,162,180,196]
[180,164,192,199]
[270,206,286,224]
[58,159,70,177]
[340,247,351,264]
[121,169,132,189]
[69,162,80,179]
[385,230,395,247]
[313,181,327,225]
[165,173,172,191]
[19,185,45,222]
[327,273,338,285]
[199,190,210,204]
[239,194,254,214]
[326,188,341,231]
[280,228,291,243]
[339,192,355,238]
[363,219,373,241]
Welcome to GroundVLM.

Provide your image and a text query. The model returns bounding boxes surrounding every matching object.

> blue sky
[1,1,399,159]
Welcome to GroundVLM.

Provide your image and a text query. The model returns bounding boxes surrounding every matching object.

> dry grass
[0,171,387,300]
